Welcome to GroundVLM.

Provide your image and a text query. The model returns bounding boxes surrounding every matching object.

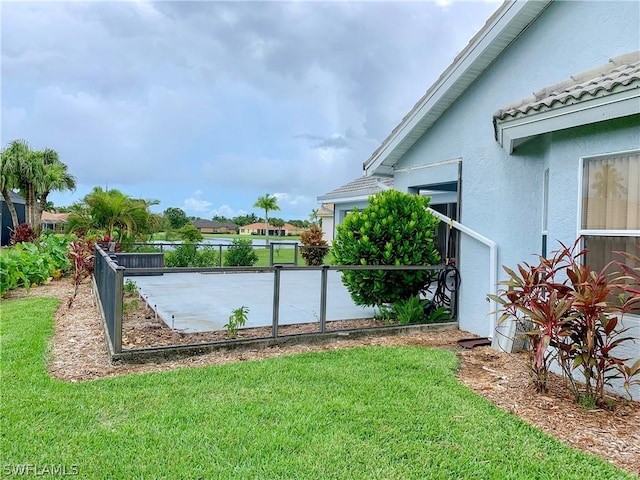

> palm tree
[0,140,29,230]
[31,149,76,234]
[253,194,280,245]
[67,187,158,242]
[0,140,76,234]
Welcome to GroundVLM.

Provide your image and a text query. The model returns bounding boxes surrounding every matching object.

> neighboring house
[0,192,26,246]
[316,204,335,244]
[317,175,394,242]
[358,0,639,398]
[192,219,238,234]
[238,222,302,237]
[41,212,68,233]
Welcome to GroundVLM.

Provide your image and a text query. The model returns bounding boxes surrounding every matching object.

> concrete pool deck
[130,270,376,333]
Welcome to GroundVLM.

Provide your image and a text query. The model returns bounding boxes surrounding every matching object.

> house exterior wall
[331,200,371,239]
[390,0,639,342]
[1,200,26,246]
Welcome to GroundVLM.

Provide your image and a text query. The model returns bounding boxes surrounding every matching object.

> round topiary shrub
[332,189,440,307]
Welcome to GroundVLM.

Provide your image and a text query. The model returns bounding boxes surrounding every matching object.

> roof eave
[364,0,552,176]
[495,88,640,154]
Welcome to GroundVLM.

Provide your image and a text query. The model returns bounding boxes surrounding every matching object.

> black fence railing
[93,243,459,359]
[118,241,302,267]
[94,245,124,354]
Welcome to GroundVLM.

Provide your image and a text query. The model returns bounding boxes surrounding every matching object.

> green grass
[1,298,634,479]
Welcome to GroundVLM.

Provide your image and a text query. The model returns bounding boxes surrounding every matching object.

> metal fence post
[294,243,299,266]
[319,265,328,333]
[272,265,281,337]
[114,265,125,353]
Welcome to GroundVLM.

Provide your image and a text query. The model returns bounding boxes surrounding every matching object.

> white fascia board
[364,0,551,176]
[318,193,374,204]
[497,89,640,154]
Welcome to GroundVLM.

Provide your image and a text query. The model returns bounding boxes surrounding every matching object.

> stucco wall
[392,0,639,338]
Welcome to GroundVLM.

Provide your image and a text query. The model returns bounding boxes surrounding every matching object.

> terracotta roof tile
[494,52,640,121]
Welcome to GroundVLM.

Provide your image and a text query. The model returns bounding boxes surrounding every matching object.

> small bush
[10,223,37,244]
[165,244,220,268]
[393,295,426,325]
[224,239,258,267]
[300,225,329,266]
[491,240,640,406]
[165,244,197,267]
[225,306,249,338]
[332,190,440,307]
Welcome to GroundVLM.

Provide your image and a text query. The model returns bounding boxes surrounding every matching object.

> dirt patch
[6,278,640,474]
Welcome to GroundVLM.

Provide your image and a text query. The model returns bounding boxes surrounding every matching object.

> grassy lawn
[1,298,633,479]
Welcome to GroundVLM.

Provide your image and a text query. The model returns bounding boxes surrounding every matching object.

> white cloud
[212,205,247,219]
[182,197,212,213]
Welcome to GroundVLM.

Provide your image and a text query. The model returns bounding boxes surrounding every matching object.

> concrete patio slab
[130,270,375,333]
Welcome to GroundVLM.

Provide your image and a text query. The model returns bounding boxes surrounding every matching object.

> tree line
[2,140,319,244]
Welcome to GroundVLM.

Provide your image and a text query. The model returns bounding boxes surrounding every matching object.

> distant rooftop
[317,176,393,203]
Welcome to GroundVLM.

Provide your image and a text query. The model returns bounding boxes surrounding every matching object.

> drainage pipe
[426,208,499,341]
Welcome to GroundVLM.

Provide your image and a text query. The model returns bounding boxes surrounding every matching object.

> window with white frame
[580,150,640,275]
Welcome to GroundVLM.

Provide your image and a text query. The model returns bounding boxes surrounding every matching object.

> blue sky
[1,0,500,221]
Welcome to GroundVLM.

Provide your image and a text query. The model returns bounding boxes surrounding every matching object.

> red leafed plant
[67,238,96,307]
[300,225,330,266]
[10,223,38,244]
[490,239,640,407]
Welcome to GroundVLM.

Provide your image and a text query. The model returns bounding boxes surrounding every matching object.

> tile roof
[494,51,640,121]
[241,222,298,230]
[318,176,393,201]
[41,212,69,222]
[317,204,334,216]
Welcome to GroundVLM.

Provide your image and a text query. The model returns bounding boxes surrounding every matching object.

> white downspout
[426,208,499,341]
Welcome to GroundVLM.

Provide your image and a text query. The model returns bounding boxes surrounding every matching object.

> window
[580,151,640,274]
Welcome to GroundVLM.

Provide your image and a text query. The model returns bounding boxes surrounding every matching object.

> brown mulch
[5,279,640,475]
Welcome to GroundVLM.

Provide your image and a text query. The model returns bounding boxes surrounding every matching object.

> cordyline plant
[489,240,640,407]
[300,225,329,266]
[67,238,96,307]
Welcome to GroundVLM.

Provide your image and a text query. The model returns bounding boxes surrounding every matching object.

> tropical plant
[0,140,76,234]
[300,225,329,266]
[332,190,440,307]
[393,295,426,325]
[490,241,640,406]
[224,238,258,267]
[10,223,37,244]
[253,194,280,245]
[66,187,159,242]
[225,305,249,338]
[0,234,72,296]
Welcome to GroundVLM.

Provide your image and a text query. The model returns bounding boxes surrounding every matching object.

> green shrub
[224,239,258,267]
[393,295,426,325]
[193,246,220,267]
[179,224,203,243]
[332,190,440,307]
[300,225,329,266]
[0,234,73,296]
[165,244,220,268]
